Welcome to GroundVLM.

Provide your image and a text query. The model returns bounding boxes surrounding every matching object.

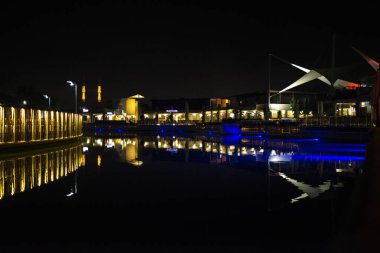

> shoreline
[83,123,370,142]
[0,135,83,155]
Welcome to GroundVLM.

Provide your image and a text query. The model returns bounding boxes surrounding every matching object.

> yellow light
[128,94,144,99]
[129,160,143,166]
[82,85,86,102]
[97,155,101,167]
[97,85,102,103]
[81,154,86,166]
[0,146,82,200]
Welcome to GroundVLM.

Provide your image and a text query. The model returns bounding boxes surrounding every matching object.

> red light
[345,83,360,90]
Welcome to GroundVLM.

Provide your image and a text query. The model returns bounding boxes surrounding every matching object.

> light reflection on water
[0,135,365,208]
[0,144,82,200]
[83,135,365,207]
[84,136,365,167]
[0,135,368,249]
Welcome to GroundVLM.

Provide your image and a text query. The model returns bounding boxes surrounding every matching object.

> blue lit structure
[222,123,242,135]
[222,135,242,145]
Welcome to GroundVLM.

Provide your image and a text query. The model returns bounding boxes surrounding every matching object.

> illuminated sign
[166,109,178,112]
[82,108,89,112]
[106,112,113,115]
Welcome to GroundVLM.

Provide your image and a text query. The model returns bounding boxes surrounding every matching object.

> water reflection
[0,144,82,200]
[83,136,365,207]
[278,172,335,203]
[84,136,364,167]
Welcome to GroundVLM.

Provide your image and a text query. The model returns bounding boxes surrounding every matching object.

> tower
[97,84,102,103]
[82,84,86,103]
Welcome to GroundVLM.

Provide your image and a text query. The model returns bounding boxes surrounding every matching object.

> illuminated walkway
[0,106,82,146]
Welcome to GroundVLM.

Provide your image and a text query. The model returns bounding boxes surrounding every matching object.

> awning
[272,70,324,96]
[353,47,379,71]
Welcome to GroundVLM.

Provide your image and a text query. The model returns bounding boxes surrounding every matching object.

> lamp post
[43,95,51,111]
[66,81,77,114]
[267,54,293,120]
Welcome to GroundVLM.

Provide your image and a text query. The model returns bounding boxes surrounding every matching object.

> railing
[139,120,198,126]
[301,116,372,128]
[0,106,82,144]
[241,121,301,135]
[239,116,372,135]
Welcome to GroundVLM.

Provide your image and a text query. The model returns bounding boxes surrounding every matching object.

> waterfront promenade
[0,106,82,150]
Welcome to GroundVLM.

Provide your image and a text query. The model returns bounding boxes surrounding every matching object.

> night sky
[1,0,379,108]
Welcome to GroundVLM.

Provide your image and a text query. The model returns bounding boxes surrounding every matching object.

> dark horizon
[1,1,379,108]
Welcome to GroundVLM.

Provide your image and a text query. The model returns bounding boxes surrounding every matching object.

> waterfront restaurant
[84,86,373,125]
[86,91,319,124]
[317,86,372,117]
[136,91,322,124]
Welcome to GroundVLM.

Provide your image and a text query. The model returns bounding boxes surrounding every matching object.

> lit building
[116,94,144,123]
[80,82,373,126]
[138,91,321,123]
[318,86,372,117]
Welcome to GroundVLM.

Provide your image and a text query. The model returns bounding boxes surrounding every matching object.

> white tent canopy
[272,50,376,96]
[272,70,326,96]
[291,64,331,85]
[353,47,379,71]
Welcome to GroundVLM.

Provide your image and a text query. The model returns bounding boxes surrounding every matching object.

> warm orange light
[97,85,102,103]
[81,154,86,166]
[346,83,360,90]
[82,85,86,102]
[97,155,101,167]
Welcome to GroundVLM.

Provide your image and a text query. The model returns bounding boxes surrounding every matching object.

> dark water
[0,135,367,252]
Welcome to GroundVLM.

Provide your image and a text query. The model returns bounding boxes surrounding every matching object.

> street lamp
[67,81,77,114]
[43,94,51,111]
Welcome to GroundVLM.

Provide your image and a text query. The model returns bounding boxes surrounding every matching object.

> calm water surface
[0,135,366,252]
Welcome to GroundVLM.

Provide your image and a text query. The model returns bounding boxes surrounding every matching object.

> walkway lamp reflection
[66,80,78,198]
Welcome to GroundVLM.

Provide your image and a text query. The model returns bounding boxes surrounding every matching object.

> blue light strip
[310,147,366,153]
[318,143,367,147]
[292,154,365,161]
